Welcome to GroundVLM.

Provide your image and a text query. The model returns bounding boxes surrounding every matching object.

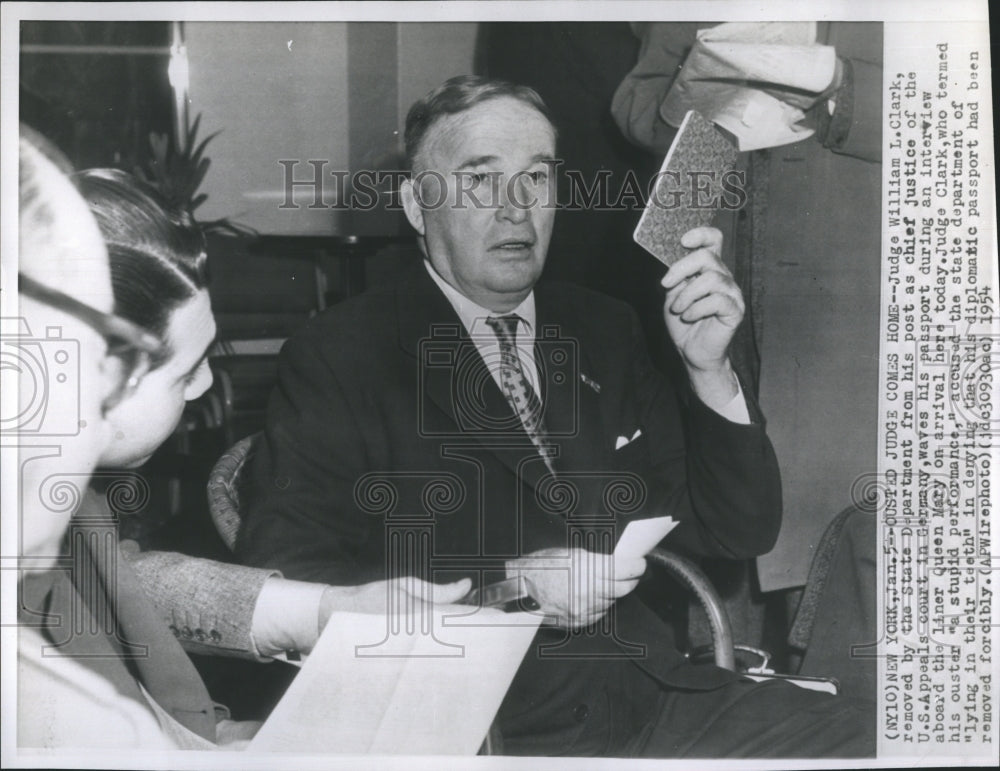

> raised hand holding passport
[661,226,744,409]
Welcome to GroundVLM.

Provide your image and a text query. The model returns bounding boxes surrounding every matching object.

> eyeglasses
[18,273,162,354]
[18,272,165,402]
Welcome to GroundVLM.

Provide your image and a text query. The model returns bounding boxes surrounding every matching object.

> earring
[126,375,140,390]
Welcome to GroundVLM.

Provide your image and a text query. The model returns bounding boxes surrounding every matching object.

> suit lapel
[395,264,551,491]
[534,283,608,476]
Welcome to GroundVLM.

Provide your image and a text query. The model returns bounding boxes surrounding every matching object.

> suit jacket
[19,489,219,743]
[237,262,782,755]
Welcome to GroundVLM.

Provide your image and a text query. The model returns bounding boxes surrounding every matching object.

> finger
[391,575,431,602]
[595,577,639,608]
[570,548,606,577]
[569,600,613,628]
[666,270,741,317]
[574,573,618,606]
[582,598,616,619]
[583,553,644,593]
[575,552,614,592]
[674,293,744,326]
[522,573,571,614]
[521,549,571,571]
[538,608,569,628]
[394,575,449,606]
[592,574,630,601]
[401,576,472,604]
[660,246,730,290]
[570,606,612,629]
[611,555,647,581]
[680,226,723,254]
[429,577,473,604]
[606,577,641,598]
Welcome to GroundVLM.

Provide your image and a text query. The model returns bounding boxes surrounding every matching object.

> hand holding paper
[505,547,647,629]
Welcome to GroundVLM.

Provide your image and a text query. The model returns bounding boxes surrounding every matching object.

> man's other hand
[505,548,647,629]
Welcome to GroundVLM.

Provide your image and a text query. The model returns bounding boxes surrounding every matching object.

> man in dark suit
[238,76,873,757]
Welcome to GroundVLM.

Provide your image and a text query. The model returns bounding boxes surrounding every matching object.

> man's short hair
[404,75,556,170]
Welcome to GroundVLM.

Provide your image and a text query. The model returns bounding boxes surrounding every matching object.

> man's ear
[400,176,426,237]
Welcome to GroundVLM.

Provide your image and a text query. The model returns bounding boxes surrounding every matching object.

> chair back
[646,548,736,670]
[207,433,258,551]
[787,505,860,651]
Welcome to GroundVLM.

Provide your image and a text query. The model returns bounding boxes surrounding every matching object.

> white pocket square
[614,428,643,450]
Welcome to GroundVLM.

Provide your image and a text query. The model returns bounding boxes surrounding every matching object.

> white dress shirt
[424,260,750,424]
[424,260,543,398]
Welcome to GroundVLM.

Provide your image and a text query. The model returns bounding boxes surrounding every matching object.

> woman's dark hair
[75,169,208,368]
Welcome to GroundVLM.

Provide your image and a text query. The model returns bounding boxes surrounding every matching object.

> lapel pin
[580,373,601,394]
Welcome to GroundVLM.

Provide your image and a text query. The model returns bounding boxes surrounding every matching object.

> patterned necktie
[486,314,555,474]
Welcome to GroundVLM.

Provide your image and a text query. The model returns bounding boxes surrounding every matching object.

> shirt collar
[424,260,536,340]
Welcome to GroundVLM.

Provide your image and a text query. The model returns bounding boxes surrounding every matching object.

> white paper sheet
[249,607,540,755]
[614,516,679,562]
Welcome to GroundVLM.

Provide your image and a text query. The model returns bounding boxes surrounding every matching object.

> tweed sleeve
[121,541,279,661]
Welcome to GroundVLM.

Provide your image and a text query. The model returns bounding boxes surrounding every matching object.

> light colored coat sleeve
[610,22,702,155]
[611,22,881,162]
[120,540,279,660]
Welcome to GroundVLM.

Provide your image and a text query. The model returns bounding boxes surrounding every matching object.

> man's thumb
[428,577,472,604]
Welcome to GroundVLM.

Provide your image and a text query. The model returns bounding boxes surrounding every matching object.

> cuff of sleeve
[711,376,752,425]
[818,57,881,162]
[687,374,767,436]
[250,577,328,659]
[827,58,853,148]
